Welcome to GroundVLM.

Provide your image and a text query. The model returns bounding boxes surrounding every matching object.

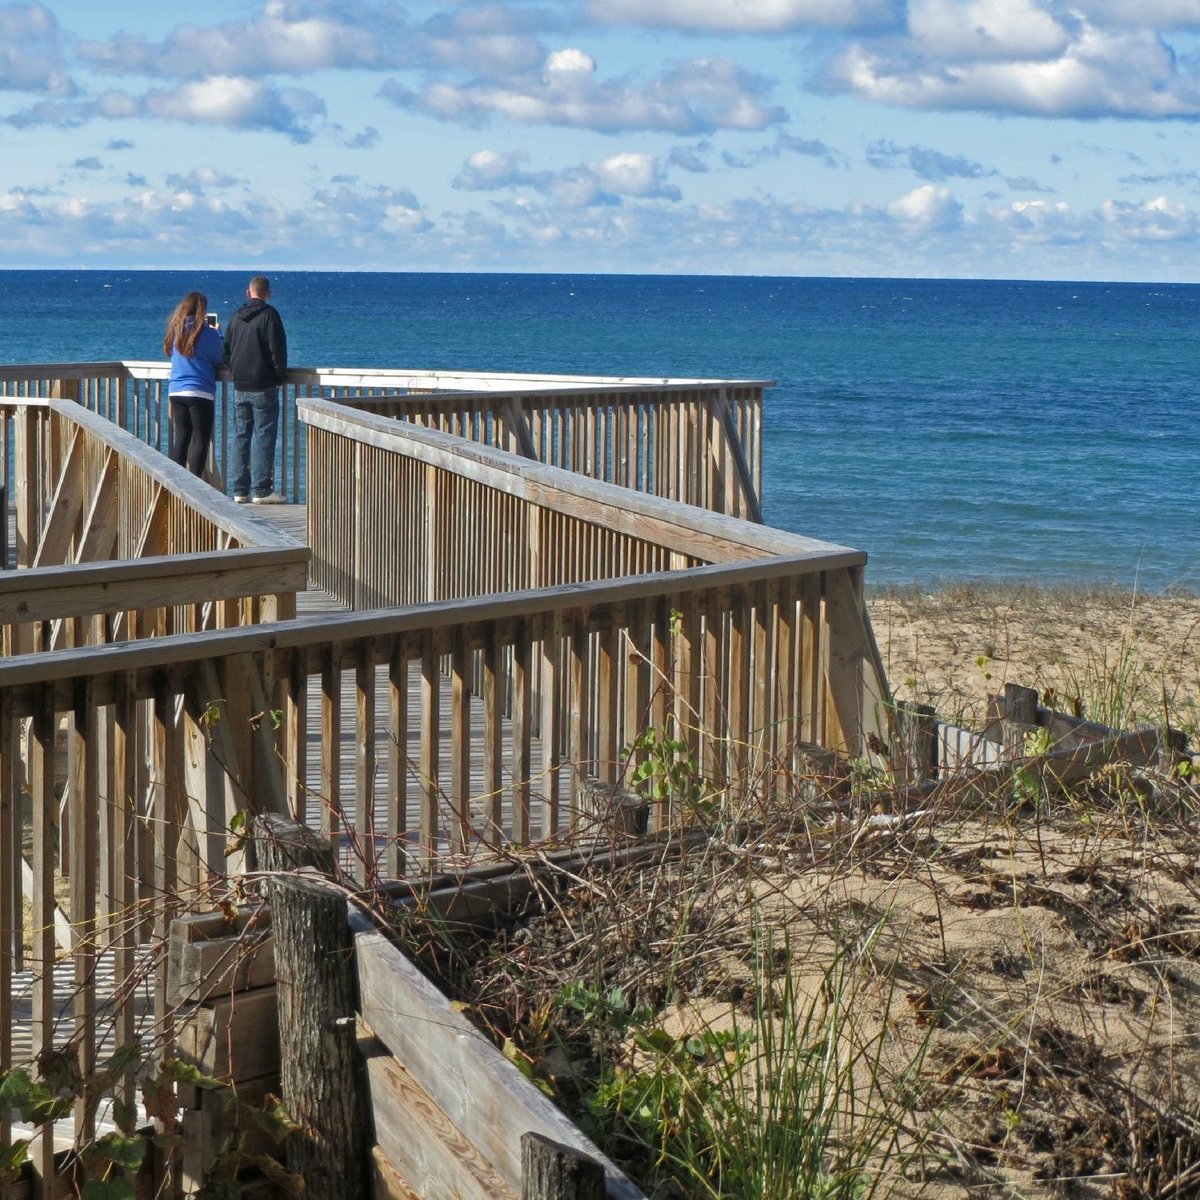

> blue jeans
[230,387,280,499]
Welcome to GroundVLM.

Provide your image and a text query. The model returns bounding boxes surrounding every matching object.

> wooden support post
[273,870,367,1200]
[521,1133,605,1200]
[893,702,937,784]
[14,404,38,568]
[1002,682,1040,761]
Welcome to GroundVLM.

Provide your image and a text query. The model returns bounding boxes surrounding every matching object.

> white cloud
[454,147,680,206]
[828,19,1200,117]
[1100,194,1198,239]
[587,0,899,32]
[1,168,1198,278]
[545,48,596,74]
[0,2,74,95]
[906,0,1071,61]
[75,3,545,79]
[454,148,536,189]
[887,183,963,230]
[989,198,1083,244]
[382,52,785,134]
[592,152,674,196]
[5,77,326,140]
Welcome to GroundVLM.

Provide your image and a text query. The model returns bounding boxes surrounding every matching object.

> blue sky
[4,0,1200,279]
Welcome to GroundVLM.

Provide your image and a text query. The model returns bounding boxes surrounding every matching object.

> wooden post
[893,702,937,784]
[253,812,336,879]
[1002,683,1040,761]
[273,869,367,1200]
[521,1133,605,1200]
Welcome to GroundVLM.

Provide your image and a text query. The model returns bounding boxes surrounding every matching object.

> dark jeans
[229,387,280,499]
[169,396,215,477]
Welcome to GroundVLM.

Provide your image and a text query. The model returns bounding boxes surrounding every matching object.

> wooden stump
[253,811,336,879]
[521,1132,606,1200]
[273,869,366,1200]
[578,779,649,838]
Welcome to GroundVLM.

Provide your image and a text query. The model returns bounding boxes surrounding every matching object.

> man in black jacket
[224,275,288,503]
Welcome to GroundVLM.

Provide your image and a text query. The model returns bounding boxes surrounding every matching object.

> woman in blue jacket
[164,291,224,476]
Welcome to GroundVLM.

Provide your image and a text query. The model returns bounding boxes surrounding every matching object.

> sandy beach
[867,583,1200,737]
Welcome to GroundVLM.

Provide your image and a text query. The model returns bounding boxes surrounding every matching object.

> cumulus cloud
[989,198,1085,244]
[4,77,325,141]
[590,152,681,199]
[308,183,433,241]
[75,2,545,80]
[454,148,538,190]
[905,0,1072,62]
[826,9,1200,118]
[382,51,785,134]
[1101,193,1199,239]
[887,183,963,231]
[105,138,134,151]
[586,0,900,33]
[0,2,74,95]
[454,147,680,206]
[70,156,103,171]
[1,167,1198,277]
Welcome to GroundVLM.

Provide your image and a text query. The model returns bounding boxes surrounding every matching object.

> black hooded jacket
[223,299,288,390]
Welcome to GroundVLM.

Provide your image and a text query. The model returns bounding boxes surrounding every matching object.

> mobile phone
[205,314,219,328]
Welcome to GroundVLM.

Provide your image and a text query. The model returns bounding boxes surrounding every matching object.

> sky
[4,1,1200,280]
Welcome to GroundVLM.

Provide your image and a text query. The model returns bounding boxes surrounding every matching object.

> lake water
[2,269,1196,591]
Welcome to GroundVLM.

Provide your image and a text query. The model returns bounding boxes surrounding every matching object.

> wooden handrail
[301,397,819,565]
[0,399,306,650]
[0,362,767,517]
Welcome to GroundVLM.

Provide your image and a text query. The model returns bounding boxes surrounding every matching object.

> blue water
[2,270,1196,591]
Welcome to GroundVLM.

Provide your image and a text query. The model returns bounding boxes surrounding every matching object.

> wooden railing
[299,393,888,836]
[329,380,764,521]
[0,399,306,652]
[0,363,767,518]
[0,549,885,1178]
[0,359,873,1194]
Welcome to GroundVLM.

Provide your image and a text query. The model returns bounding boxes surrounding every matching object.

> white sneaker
[252,492,288,505]
[233,494,249,504]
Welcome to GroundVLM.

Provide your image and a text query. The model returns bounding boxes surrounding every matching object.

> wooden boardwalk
[233,502,562,874]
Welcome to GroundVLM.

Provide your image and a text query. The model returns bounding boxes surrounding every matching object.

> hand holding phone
[205,314,219,329]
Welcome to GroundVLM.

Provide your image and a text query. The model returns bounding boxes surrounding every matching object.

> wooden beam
[821,568,866,758]
[32,427,86,567]
[73,448,120,562]
[0,547,308,625]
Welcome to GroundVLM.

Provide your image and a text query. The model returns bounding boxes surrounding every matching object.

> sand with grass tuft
[869,583,1200,738]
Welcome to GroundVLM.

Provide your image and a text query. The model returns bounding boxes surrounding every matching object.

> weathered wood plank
[354,924,645,1200]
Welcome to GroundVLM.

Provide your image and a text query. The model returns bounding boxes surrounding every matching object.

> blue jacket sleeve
[199,325,224,373]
